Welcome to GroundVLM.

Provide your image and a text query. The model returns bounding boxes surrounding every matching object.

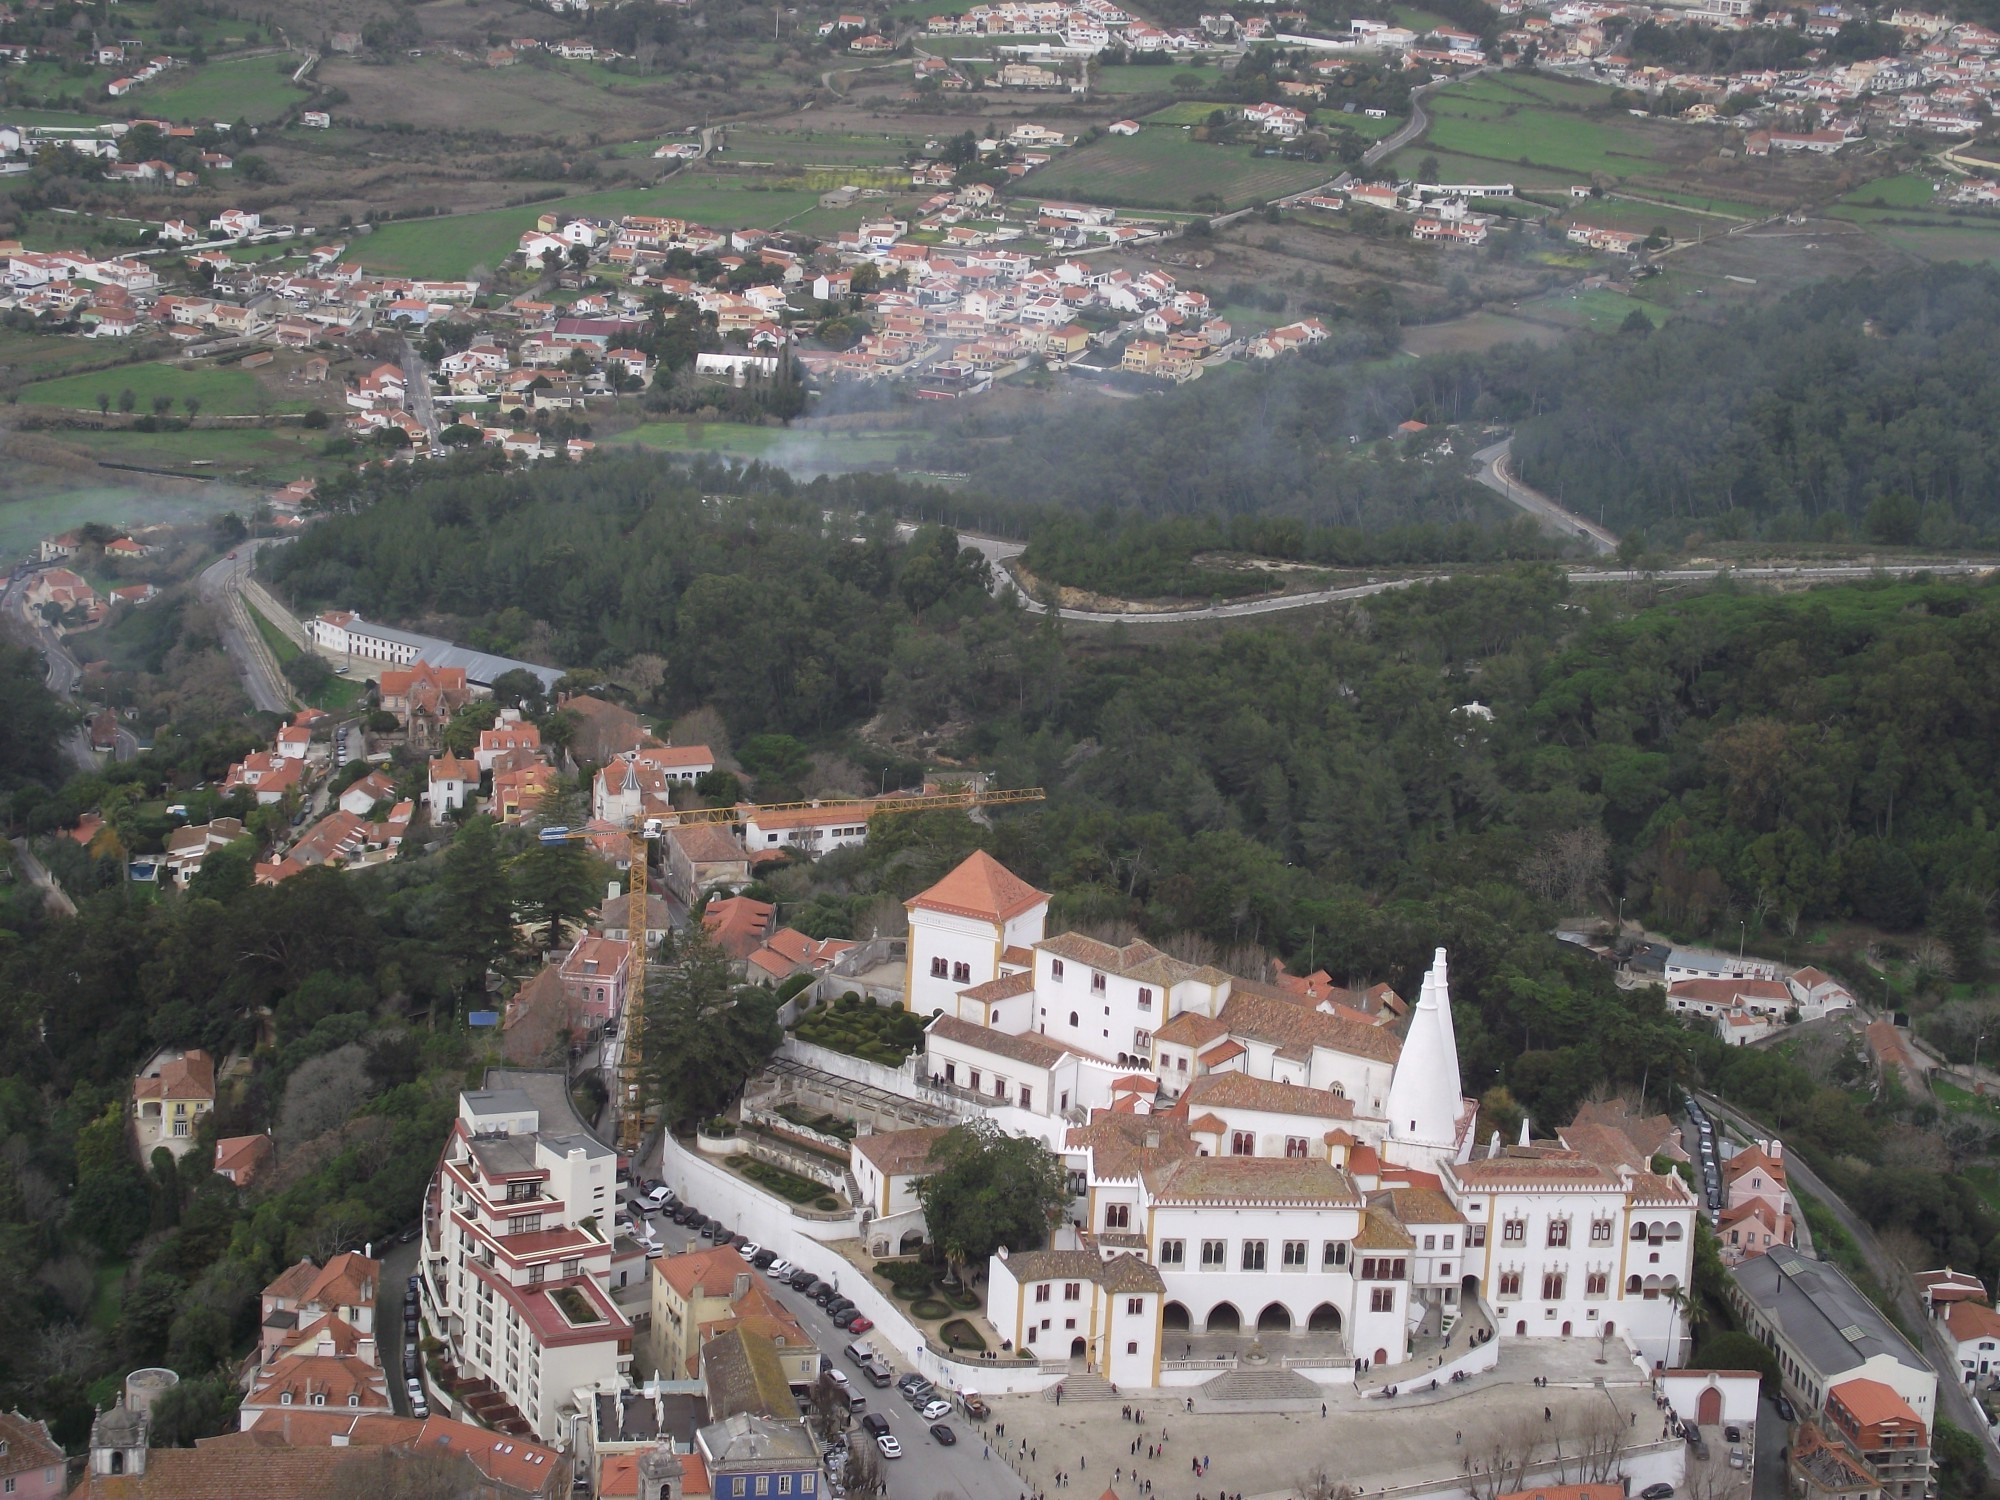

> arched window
[1626,1275,1642,1294]
[1069,1012,1078,1027]
[1629,1223,1648,1241]
[1665,1223,1684,1240]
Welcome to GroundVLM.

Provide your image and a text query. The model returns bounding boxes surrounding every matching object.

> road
[1471,436,1618,555]
[0,566,138,766]
[1697,1090,2000,1478]
[379,1232,424,1415]
[399,336,441,448]
[1274,70,1472,213]
[630,1177,1019,1500]
[199,541,296,714]
[10,836,76,917]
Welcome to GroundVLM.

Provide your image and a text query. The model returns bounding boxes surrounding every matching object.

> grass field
[607,421,932,470]
[1142,99,1236,125]
[719,126,922,166]
[351,181,826,277]
[19,361,305,416]
[1836,172,1942,209]
[141,54,310,124]
[0,480,252,559]
[1021,129,1332,211]
[1088,64,1192,95]
[0,328,171,391]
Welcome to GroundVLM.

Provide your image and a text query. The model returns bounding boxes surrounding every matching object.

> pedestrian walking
[1544,1408,1551,1422]
[985,1445,990,1460]
[1455,1432,1461,1445]
[1321,1404,1327,1419]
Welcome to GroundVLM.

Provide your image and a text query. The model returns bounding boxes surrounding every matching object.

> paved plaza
[984,1339,1674,1500]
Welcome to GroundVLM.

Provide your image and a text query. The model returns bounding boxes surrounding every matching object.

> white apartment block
[424,1074,633,1444]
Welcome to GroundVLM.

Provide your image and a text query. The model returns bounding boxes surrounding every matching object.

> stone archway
[1164,1301,1191,1331]
[1257,1303,1292,1333]
[1206,1303,1241,1333]
[899,1230,925,1255]
[1307,1303,1342,1332]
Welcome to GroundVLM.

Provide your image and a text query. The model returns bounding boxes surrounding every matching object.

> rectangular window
[1091,972,1106,993]
[781,1478,793,1495]
[1064,1282,1081,1302]
[1468,1225,1486,1248]
[1160,1239,1185,1266]
[1323,1242,1347,1269]
[1371,1287,1394,1313]
[756,1480,769,1496]
[1035,1284,1051,1303]
[1127,1341,1139,1355]
[969,1069,981,1092]
[1051,959,1065,980]
[1501,1220,1525,1244]
[1105,1203,1130,1230]
[1138,987,1154,1011]
[953,961,972,984]
[1498,1270,1522,1298]
[1231,1131,1255,1156]
[1285,1136,1308,1159]
[1241,1240,1267,1272]
[1444,1235,1455,1251]
[1423,1235,1436,1251]
[1128,1297,1144,1315]
[511,1213,542,1236]
[1019,1085,1033,1110]
[1547,1220,1569,1248]
[528,1265,545,1285]
[1282,1240,1307,1269]
[1201,1239,1226,1269]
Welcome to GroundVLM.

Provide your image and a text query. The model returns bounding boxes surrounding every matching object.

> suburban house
[703,895,776,962]
[243,1253,391,1426]
[213,1132,275,1188]
[0,1410,65,1500]
[429,751,478,813]
[133,1046,215,1160]
[648,1246,812,1385]
[161,817,249,886]
[664,823,751,905]
[594,888,674,950]
[378,662,473,752]
[559,935,633,1027]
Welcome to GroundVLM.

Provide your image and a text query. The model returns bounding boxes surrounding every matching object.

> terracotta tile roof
[1143,1154,1360,1206]
[1353,1205,1417,1251]
[213,1133,274,1185]
[1558,1122,1648,1173]
[1217,985,1403,1065]
[1182,1072,1354,1121]
[223,1410,567,1494]
[1066,1110,1194,1178]
[1568,1099,1682,1160]
[1151,1010,1227,1047]
[669,823,749,865]
[1187,1113,1227,1134]
[927,1013,1082,1067]
[960,971,1034,1002]
[1371,1184,1465,1228]
[854,1126,948,1177]
[75,1445,366,1500]
[654,1246,754,1303]
[906,850,1048,924]
[1002,1248,1165,1293]
[600,1449,709,1500]
[1001,945,1035,967]
[1447,1151,1620,1190]
[1036,932,1220,990]
[1945,1300,2000,1343]
[1198,1040,1246,1065]
[1723,1143,1788,1186]
[0,1410,61,1482]
[502,966,572,1066]
[245,1350,392,1411]
[1827,1376,1923,1429]
[133,1048,215,1102]
[703,895,774,960]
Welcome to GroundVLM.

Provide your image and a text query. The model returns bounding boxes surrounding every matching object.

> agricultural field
[140,54,311,125]
[1142,99,1237,125]
[1087,64,1198,95]
[0,478,254,560]
[0,329,172,394]
[607,421,934,471]
[715,126,922,168]
[349,180,830,277]
[1021,128,1334,211]
[18,361,309,416]
[1824,179,2000,263]
[316,55,688,143]
[1837,173,1946,209]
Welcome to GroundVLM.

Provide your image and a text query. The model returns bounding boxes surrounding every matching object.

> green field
[608,422,931,470]
[1021,129,1332,211]
[0,480,253,560]
[1838,173,1943,209]
[19,361,306,416]
[1088,64,1191,95]
[140,54,311,124]
[50,424,334,483]
[351,181,828,277]
[1142,100,1236,125]
[718,127,923,166]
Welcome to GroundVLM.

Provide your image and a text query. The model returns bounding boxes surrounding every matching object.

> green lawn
[19,360,306,416]
[1142,99,1237,125]
[1837,172,1942,209]
[718,126,923,166]
[0,482,248,560]
[140,54,311,124]
[351,181,826,278]
[1021,129,1333,211]
[1088,65,1189,95]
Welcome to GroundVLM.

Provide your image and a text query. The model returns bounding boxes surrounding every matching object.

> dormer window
[281,1394,293,1406]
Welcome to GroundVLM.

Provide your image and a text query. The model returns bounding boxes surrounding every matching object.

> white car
[920,1399,952,1422]
[876,1435,902,1460]
[739,1241,763,1261]
[766,1259,794,1279]
[636,1187,671,1213]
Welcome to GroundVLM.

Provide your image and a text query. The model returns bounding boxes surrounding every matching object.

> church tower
[1383,948,1466,1169]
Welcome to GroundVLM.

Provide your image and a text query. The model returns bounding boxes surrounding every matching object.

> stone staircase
[1048,1371,1119,1402]
[1196,1368,1323,1409]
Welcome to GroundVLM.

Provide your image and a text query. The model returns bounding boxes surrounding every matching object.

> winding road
[1471,436,1619,554]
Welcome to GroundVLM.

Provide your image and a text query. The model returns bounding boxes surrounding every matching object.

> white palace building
[892,853,1698,1389]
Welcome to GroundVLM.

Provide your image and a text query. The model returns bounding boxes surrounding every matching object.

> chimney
[1768,1140,1783,1162]
[358,1337,376,1368]
[609,881,622,902]
[1143,1129,1160,1150]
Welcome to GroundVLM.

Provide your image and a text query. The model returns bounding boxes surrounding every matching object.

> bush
[736,1157,827,1205]
[793,994,928,1064]
[910,1297,952,1319]
[814,1196,840,1211]
[940,1318,987,1352]
[873,1259,937,1298]
[703,1117,737,1137]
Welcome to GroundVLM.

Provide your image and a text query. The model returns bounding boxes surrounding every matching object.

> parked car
[1728,1449,1747,1471]
[875,1436,902,1461]
[902,1380,935,1406]
[1773,1396,1796,1423]
[790,1270,817,1291]
[403,1347,419,1377]
[860,1414,891,1439]
[740,1242,764,1261]
[813,1284,838,1306]
[832,1308,864,1331]
[700,1221,721,1239]
[826,1369,851,1393]
[767,1259,794,1280]
[1640,1485,1674,1500]
[825,1298,855,1318]
[847,1316,873,1335]
[671,1206,696,1225]
[751,1250,778,1270]
[1724,1427,1742,1444]
[895,1374,926,1395]
[636,1187,671,1213]
[920,1400,952,1423]
[929,1424,956,1447]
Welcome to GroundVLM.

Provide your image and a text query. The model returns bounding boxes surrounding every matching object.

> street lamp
[1738,920,1746,959]
[1617,896,1626,933]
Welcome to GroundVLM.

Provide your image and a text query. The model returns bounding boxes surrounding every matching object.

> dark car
[671,1205,696,1225]
[403,1347,419,1376]
[751,1249,777,1268]
[1724,1426,1742,1444]
[813,1285,839,1305]
[826,1299,855,1319]
[929,1424,956,1446]
[1773,1396,1796,1423]
[399,1224,421,1244]
[1640,1485,1674,1500]
[685,1212,709,1231]
[701,1222,724,1240]
[791,1270,817,1291]
[831,1308,863,1331]
[860,1414,891,1439]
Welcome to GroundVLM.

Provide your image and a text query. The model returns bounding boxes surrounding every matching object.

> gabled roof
[1218,984,1403,1064]
[1142,1154,1361,1207]
[1945,1299,2000,1343]
[1182,1071,1354,1121]
[906,850,1048,924]
[927,1012,1080,1068]
[853,1126,948,1177]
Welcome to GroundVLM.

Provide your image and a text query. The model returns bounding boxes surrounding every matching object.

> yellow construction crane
[538,784,1045,1150]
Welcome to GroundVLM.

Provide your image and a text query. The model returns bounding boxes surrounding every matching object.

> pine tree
[439,816,512,1001]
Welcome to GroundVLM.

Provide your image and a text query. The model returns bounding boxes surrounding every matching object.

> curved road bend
[199,540,296,714]
[1697,1090,2000,1478]
[1471,436,1619,555]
